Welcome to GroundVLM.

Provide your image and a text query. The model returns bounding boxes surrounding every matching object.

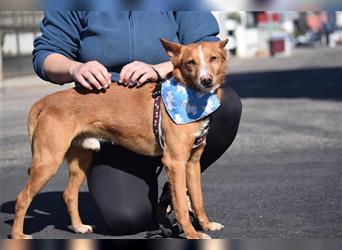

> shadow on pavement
[227,67,342,100]
[1,192,109,238]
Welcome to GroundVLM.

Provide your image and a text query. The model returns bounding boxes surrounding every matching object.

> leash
[152,83,165,150]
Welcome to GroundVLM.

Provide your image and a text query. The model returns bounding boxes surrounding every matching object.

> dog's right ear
[160,38,182,58]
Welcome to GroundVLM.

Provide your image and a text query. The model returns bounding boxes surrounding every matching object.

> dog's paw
[186,231,212,239]
[74,224,93,234]
[202,221,225,231]
[197,232,212,239]
[12,233,33,239]
[23,234,33,239]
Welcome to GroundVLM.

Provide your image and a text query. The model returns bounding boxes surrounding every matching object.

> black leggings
[87,86,242,235]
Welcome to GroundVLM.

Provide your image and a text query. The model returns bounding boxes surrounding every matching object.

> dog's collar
[160,77,221,125]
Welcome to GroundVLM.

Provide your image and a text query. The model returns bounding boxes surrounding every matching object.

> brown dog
[11,38,228,239]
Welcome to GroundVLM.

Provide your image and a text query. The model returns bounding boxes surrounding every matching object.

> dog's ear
[218,39,229,49]
[160,38,182,58]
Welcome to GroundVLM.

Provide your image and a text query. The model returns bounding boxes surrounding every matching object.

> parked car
[295,31,321,47]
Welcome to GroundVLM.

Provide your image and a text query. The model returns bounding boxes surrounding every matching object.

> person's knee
[212,87,242,134]
[201,87,242,169]
[222,86,242,121]
[104,208,151,235]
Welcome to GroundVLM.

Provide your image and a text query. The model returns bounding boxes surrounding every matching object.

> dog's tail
[27,100,45,176]
[27,100,44,150]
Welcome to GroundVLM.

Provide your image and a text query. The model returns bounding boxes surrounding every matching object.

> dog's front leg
[162,150,211,239]
[186,143,225,232]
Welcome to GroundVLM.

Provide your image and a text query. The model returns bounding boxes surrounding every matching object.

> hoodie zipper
[128,11,135,62]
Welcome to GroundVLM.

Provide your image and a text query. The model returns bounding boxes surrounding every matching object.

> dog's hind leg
[64,146,93,234]
[11,117,76,239]
[12,153,66,239]
[186,143,224,232]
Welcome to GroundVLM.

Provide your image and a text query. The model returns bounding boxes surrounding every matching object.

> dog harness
[152,77,220,149]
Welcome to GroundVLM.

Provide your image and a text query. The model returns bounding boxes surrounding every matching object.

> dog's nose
[200,75,213,88]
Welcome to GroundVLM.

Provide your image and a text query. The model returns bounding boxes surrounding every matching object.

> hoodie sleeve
[174,11,220,44]
[32,11,83,82]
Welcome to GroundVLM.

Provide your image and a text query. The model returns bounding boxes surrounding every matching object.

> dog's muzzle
[200,75,213,88]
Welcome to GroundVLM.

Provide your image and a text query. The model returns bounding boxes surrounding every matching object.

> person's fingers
[94,62,112,83]
[75,74,93,90]
[138,72,154,85]
[120,61,136,82]
[119,64,129,82]
[120,80,129,86]
[130,67,149,82]
[120,61,146,82]
[89,67,108,88]
[122,63,142,83]
[128,81,138,87]
[83,71,102,90]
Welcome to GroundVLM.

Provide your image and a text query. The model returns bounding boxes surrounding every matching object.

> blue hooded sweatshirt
[33,11,219,83]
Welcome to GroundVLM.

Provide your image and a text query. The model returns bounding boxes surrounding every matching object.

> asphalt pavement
[1,47,341,239]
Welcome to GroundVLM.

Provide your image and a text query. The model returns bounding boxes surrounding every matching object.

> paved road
[1,47,341,239]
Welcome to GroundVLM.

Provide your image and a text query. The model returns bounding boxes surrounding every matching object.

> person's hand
[119,61,159,87]
[69,61,112,90]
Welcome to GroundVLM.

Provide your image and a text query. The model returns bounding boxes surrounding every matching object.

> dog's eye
[186,60,196,66]
[210,56,218,63]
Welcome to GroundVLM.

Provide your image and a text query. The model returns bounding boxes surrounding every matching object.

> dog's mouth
[194,74,219,93]
[202,83,215,90]
[194,82,219,94]
[181,72,221,93]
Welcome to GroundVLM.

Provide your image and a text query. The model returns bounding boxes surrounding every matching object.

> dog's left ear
[160,38,182,58]
[218,39,229,49]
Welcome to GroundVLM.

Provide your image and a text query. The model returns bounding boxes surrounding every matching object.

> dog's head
[160,38,228,93]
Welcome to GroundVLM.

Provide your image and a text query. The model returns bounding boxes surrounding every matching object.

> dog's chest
[194,118,210,138]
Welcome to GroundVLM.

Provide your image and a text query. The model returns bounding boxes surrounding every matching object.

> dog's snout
[200,75,213,87]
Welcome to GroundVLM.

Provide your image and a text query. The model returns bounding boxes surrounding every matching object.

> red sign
[257,12,281,23]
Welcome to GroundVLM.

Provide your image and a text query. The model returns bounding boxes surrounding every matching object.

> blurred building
[0,12,42,55]
[214,12,297,58]
[0,11,42,80]
[214,11,342,58]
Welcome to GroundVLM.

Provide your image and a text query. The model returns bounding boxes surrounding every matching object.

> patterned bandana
[161,77,221,125]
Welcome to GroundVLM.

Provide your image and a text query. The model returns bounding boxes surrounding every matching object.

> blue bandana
[161,77,221,125]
